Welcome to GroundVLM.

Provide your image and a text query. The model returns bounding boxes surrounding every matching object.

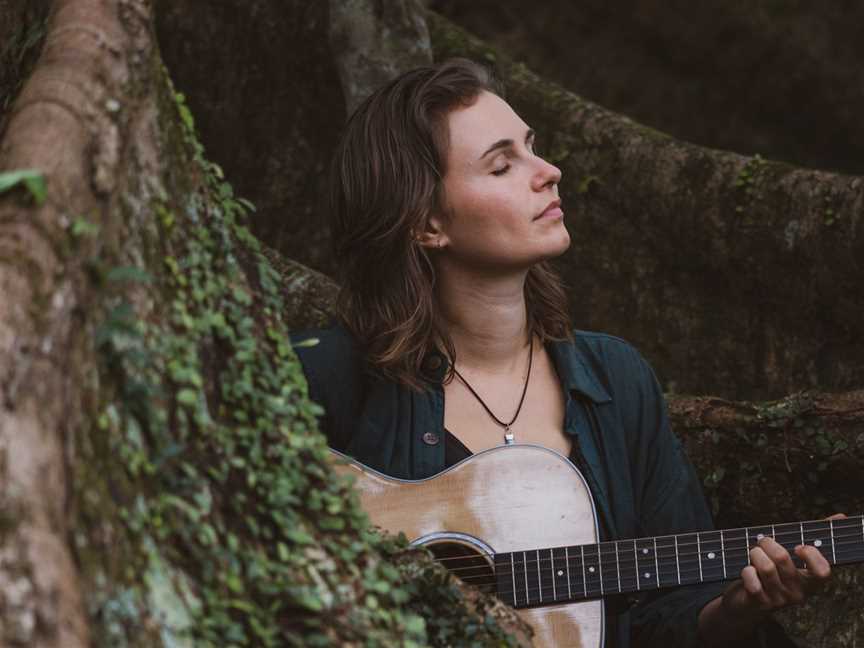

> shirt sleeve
[616,343,728,647]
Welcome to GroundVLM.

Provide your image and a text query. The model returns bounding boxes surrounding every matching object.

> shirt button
[422,431,440,446]
[423,353,443,372]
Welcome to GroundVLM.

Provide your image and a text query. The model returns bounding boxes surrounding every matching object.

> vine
[79,77,525,647]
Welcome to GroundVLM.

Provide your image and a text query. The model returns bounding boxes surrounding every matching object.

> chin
[544,227,571,258]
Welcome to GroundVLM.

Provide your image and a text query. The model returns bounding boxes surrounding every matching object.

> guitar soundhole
[427,541,494,589]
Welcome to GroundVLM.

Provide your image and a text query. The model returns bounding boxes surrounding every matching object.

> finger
[749,547,786,607]
[825,513,847,521]
[795,544,831,586]
[759,537,798,583]
[740,564,773,609]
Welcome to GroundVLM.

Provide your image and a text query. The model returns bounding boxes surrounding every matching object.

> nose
[531,155,562,191]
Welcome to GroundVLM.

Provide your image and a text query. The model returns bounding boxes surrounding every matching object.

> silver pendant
[504,426,514,445]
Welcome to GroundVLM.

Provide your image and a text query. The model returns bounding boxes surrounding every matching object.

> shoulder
[548,329,666,416]
[574,328,653,371]
[290,323,366,396]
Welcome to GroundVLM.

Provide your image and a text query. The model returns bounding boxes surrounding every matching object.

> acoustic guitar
[332,443,863,648]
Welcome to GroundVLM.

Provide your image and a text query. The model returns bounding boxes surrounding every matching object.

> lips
[535,198,563,220]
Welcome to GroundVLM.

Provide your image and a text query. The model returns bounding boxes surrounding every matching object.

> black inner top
[443,429,473,467]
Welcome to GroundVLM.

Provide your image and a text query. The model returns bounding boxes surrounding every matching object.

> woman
[293,58,832,647]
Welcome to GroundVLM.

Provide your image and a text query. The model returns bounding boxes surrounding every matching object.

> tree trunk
[0,1,530,645]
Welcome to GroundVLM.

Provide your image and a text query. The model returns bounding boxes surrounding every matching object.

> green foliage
[81,83,523,647]
[732,154,767,222]
[0,168,46,204]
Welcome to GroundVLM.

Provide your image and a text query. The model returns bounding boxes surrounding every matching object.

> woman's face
[430,90,570,273]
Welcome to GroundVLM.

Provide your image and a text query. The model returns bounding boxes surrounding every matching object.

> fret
[772,522,805,568]
[801,520,833,563]
[615,541,622,593]
[698,531,724,582]
[535,548,556,604]
[655,534,678,588]
[597,543,605,595]
[674,535,681,584]
[720,529,727,579]
[580,545,588,598]
[537,548,556,604]
[510,552,518,606]
[830,520,837,564]
[524,549,540,605]
[495,552,517,607]
[552,547,569,602]
[723,527,749,577]
[598,542,621,595]
[583,543,603,597]
[676,533,701,585]
[634,537,657,590]
[617,539,639,594]
[535,550,542,602]
[633,540,640,592]
[509,551,528,607]
[697,533,703,582]
[834,516,864,565]
[564,547,573,600]
[565,544,587,601]
[749,524,774,549]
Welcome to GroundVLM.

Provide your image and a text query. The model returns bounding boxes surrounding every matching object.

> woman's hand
[698,513,844,644]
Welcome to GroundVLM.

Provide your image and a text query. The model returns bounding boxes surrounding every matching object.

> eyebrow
[478,128,536,160]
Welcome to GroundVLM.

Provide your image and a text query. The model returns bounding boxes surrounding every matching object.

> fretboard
[493,516,864,609]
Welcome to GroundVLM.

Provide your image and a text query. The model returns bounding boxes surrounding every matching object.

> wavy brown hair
[328,58,572,389]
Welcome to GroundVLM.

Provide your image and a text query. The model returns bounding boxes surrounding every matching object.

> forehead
[445,91,529,165]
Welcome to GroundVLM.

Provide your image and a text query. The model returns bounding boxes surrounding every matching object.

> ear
[415,212,449,250]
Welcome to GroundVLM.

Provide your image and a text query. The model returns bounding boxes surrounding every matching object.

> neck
[435,265,530,373]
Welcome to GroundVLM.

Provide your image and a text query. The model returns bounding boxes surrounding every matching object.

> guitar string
[443,544,863,586]
[426,526,864,568]
[438,546,864,603]
[432,533,864,581]
[474,545,864,601]
[428,537,864,577]
[447,543,864,600]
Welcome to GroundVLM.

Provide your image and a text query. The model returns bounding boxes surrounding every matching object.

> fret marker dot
[557,570,564,576]
[644,572,651,579]
[707,552,716,559]
[642,548,649,554]
[814,539,823,547]
[589,566,596,573]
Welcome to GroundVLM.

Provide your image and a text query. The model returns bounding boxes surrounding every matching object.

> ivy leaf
[107,266,153,284]
[0,169,47,204]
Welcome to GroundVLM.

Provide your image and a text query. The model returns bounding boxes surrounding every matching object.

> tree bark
[428,12,864,401]
[0,1,531,645]
[430,0,864,176]
[328,0,432,115]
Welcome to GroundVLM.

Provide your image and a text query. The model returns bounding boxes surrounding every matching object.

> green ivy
[81,79,524,647]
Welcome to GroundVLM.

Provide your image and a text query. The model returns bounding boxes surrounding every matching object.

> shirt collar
[422,340,613,404]
[548,338,612,404]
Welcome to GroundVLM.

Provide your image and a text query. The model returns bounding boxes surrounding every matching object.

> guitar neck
[495,515,864,609]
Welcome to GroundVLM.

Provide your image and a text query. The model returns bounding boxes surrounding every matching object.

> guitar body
[332,443,605,648]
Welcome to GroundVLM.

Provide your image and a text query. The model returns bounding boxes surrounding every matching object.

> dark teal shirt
[293,325,737,647]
